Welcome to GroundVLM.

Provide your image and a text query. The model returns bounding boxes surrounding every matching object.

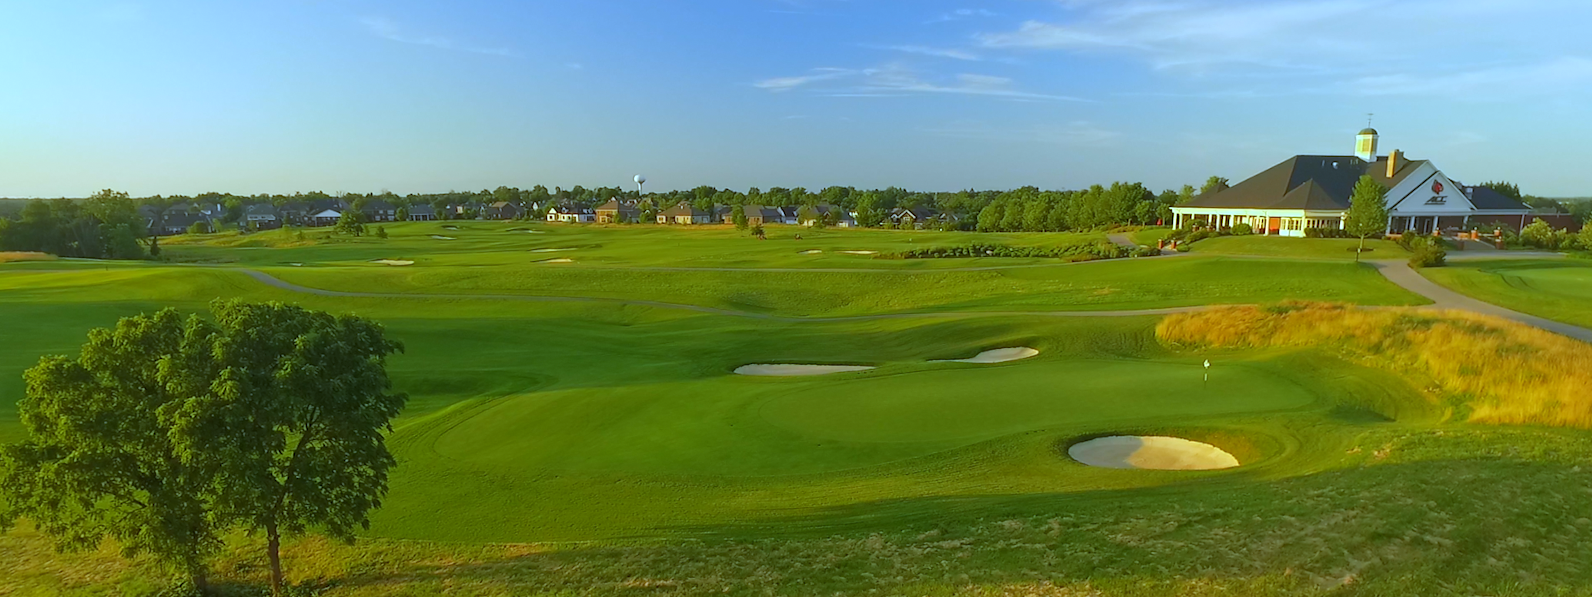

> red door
[1267,217,1282,235]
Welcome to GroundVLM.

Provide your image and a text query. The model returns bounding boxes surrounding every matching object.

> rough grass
[0,252,56,263]
[1157,302,1592,428]
[1421,259,1592,328]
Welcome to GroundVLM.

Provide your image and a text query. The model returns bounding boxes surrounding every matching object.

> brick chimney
[1386,149,1402,178]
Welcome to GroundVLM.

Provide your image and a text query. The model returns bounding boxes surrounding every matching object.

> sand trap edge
[1068,436,1240,471]
[734,364,875,377]
[933,347,1039,364]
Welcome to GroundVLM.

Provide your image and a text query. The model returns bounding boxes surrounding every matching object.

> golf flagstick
[1203,359,1211,387]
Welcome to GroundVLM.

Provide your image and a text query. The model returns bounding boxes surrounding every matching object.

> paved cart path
[1371,259,1592,343]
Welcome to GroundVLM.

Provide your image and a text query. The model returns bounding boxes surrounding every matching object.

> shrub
[1230,222,1253,236]
[890,242,1127,261]
[1157,302,1592,428]
[187,221,211,235]
[1407,235,1447,268]
[1304,227,1352,239]
[1519,218,1559,249]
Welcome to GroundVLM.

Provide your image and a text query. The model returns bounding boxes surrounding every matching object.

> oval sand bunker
[1069,436,1240,471]
[935,347,1038,364]
[734,364,875,377]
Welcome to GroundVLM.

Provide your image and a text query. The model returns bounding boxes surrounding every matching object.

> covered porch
[1170,208,1345,238]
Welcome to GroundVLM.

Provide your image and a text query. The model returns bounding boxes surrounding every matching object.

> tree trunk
[192,567,209,596]
[267,521,284,596]
[1356,236,1366,262]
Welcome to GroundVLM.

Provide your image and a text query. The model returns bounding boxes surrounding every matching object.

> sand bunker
[734,364,875,377]
[799,249,823,255]
[371,259,414,266]
[935,347,1039,364]
[530,248,575,253]
[537,258,574,264]
[1069,436,1240,471]
[443,225,459,230]
[431,235,456,240]
[840,250,878,255]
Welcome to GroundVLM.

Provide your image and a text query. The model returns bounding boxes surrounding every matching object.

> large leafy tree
[0,309,225,591]
[0,301,405,596]
[1345,175,1389,262]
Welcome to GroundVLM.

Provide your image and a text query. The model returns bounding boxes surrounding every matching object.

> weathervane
[1366,113,1375,128]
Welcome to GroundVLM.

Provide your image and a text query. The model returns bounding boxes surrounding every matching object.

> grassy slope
[1420,258,1592,328]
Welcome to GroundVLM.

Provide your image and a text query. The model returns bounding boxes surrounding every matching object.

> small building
[244,204,280,229]
[1171,128,1537,236]
[892,206,939,229]
[310,209,343,227]
[799,204,855,228]
[407,204,437,221]
[658,202,713,225]
[159,213,214,235]
[746,206,786,226]
[595,200,641,224]
[546,205,596,223]
[486,201,523,220]
[278,202,311,226]
[361,200,399,222]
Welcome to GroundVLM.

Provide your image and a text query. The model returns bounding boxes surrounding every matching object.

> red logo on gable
[1432,181,1445,194]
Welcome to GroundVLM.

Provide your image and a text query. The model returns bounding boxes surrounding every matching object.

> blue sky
[4,0,1591,197]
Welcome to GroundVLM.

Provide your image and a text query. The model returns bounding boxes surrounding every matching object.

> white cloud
[868,44,983,61]
[928,8,1000,24]
[360,17,518,58]
[755,64,1087,101]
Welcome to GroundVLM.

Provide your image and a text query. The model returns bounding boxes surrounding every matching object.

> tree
[195,301,404,596]
[797,205,820,228]
[1477,181,1522,202]
[188,221,212,235]
[107,223,145,260]
[732,204,748,231]
[395,206,410,222]
[1579,221,1592,250]
[1200,176,1230,196]
[1344,175,1389,262]
[1,309,227,591]
[750,223,765,239]
[334,211,366,237]
[1176,185,1197,205]
[376,226,388,239]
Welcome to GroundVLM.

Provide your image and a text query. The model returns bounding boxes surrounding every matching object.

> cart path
[238,269,1209,322]
[1371,260,1592,343]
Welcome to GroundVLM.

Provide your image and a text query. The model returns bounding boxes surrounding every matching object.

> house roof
[408,204,436,215]
[1466,186,1531,211]
[661,202,708,217]
[245,204,278,216]
[1182,155,1430,211]
[311,209,342,218]
[361,200,396,212]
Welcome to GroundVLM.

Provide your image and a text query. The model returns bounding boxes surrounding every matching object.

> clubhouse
[1170,129,1538,237]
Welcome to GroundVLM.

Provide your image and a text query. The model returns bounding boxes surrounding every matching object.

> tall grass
[0,252,56,263]
[1157,302,1592,428]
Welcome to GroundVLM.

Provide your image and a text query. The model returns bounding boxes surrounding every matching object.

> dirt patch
[734,364,875,377]
[1069,436,1240,470]
[934,347,1039,364]
[0,252,56,263]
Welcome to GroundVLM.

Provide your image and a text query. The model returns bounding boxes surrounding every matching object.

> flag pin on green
[1203,359,1211,386]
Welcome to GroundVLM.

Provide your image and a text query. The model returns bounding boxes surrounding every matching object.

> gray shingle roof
[1183,155,1429,211]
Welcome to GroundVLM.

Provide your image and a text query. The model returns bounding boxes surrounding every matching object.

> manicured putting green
[1422,259,1592,328]
[758,360,1312,444]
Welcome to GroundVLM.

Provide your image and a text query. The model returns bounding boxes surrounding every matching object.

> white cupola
[1355,128,1379,162]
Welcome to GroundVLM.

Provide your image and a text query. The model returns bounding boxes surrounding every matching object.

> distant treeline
[0,190,146,259]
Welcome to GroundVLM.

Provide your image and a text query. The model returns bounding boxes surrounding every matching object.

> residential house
[486,201,523,220]
[778,206,801,225]
[798,204,856,228]
[158,212,215,235]
[658,202,712,225]
[310,209,343,227]
[891,206,940,229]
[595,200,641,224]
[244,203,281,229]
[746,206,786,226]
[278,202,311,226]
[361,199,399,222]
[407,204,437,221]
[546,205,596,223]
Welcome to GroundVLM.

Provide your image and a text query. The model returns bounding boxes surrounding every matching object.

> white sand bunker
[799,249,823,255]
[530,248,575,253]
[431,235,456,240]
[537,258,574,264]
[1069,436,1240,471]
[840,250,878,255]
[935,347,1038,364]
[734,364,875,377]
[371,259,414,266]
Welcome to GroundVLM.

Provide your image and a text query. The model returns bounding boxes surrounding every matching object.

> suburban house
[1171,128,1541,236]
[278,202,311,226]
[778,206,801,225]
[361,200,399,222]
[407,204,437,221]
[244,204,280,229]
[487,201,523,220]
[546,204,596,223]
[658,202,713,225]
[799,204,856,228]
[310,209,343,227]
[595,200,641,223]
[746,206,786,226]
[891,206,939,229]
[158,212,214,235]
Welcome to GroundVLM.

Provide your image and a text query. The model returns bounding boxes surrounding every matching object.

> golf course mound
[734,364,875,376]
[935,347,1038,364]
[371,259,414,266]
[1068,435,1240,470]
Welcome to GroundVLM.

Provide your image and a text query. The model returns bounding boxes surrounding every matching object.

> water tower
[634,175,647,196]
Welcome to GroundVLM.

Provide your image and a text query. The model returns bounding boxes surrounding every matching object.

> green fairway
[1421,258,1592,328]
[1187,235,1411,260]
[4,226,1592,595]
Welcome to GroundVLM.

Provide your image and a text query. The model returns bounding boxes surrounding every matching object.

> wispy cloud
[927,8,999,24]
[867,44,982,61]
[754,64,1087,101]
[360,17,518,58]
[1353,58,1592,97]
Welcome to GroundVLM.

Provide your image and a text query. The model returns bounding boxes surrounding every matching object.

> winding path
[1369,260,1592,343]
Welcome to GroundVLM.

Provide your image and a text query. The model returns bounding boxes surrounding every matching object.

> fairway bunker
[799,249,823,255]
[734,364,875,376]
[537,258,574,264]
[371,259,414,266]
[1068,436,1240,471]
[530,248,576,253]
[934,347,1038,364]
[840,250,878,255]
[431,235,457,240]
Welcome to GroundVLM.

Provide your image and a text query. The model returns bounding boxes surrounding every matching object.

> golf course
[4,222,1592,596]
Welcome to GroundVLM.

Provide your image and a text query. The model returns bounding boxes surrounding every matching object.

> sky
[3,0,1592,198]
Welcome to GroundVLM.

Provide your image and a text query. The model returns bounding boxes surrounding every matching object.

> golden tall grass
[0,252,56,263]
[1157,302,1592,428]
